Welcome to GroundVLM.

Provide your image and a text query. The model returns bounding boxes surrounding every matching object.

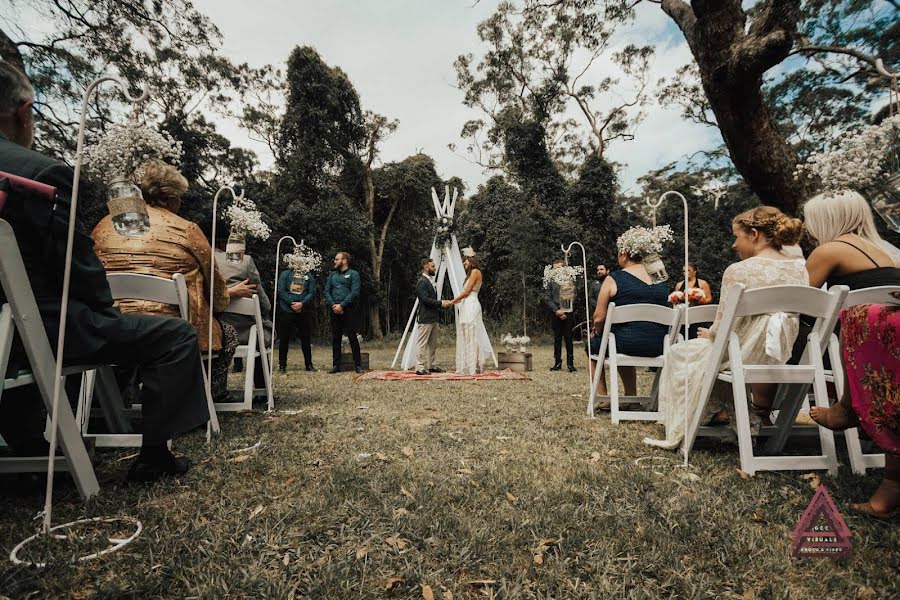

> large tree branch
[789,44,898,76]
[660,0,696,37]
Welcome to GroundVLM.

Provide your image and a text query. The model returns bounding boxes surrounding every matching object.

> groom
[415,257,450,376]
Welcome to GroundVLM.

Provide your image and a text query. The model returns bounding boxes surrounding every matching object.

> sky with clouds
[194,0,723,195]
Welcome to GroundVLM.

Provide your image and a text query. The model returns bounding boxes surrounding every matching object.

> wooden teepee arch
[391,186,497,370]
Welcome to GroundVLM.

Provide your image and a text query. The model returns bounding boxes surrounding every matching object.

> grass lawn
[1,342,897,599]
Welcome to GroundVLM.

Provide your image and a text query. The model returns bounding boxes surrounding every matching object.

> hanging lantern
[225,230,246,263]
[290,271,305,294]
[643,252,669,284]
[870,172,900,232]
[106,177,149,237]
[559,279,576,313]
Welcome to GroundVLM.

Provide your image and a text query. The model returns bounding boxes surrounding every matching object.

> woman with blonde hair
[645,206,808,449]
[803,189,900,290]
[92,160,255,402]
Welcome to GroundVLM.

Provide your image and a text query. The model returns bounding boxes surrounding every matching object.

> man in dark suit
[588,263,608,316]
[414,257,449,375]
[0,62,209,482]
[545,257,576,372]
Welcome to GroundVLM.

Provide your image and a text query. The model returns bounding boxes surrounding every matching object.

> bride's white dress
[455,275,484,375]
[644,257,809,449]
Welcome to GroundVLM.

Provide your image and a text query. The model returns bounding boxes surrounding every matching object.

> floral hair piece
[616,225,673,257]
[462,246,476,257]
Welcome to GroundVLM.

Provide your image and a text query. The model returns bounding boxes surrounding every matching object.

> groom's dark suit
[415,273,443,371]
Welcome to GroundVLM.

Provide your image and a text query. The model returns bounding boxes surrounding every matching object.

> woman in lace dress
[448,252,484,375]
[644,206,807,449]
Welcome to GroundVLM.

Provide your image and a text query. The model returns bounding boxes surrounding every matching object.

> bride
[448,249,484,375]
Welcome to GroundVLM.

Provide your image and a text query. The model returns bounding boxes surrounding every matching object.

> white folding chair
[587,303,681,423]
[684,284,848,476]
[0,219,99,498]
[78,273,221,446]
[681,304,718,339]
[216,294,274,412]
[826,286,900,474]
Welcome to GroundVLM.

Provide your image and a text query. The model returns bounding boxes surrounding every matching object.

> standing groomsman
[324,251,363,373]
[545,257,576,372]
[588,263,608,316]
[414,257,450,375]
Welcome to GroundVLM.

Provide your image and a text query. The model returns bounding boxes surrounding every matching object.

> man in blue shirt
[276,266,317,372]
[324,251,363,373]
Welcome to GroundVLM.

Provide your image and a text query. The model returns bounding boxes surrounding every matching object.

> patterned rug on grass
[354,369,529,382]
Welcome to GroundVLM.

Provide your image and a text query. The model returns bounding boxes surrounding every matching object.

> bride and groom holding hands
[414,250,484,376]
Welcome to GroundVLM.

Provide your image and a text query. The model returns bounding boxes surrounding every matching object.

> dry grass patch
[1,344,897,599]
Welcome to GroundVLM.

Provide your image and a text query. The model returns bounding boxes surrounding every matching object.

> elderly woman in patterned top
[91,160,255,402]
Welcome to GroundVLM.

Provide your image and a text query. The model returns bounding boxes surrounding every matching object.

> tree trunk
[0,27,26,72]
[660,0,812,215]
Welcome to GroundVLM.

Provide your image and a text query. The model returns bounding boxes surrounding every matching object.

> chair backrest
[224,293,270,350]
[607,303,676,327]
[843,285,900,308]
[685,304,718,324]
[106,272,189,320]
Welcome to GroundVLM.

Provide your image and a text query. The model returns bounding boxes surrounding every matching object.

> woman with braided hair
[645,206,808,449]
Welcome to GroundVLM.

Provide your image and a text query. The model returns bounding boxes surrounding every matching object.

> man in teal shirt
[276,267,317,372]
[324,251,363,373]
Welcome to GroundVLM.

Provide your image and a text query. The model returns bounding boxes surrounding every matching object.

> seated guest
[811,303,900,519]
[214,234,273,382]
[91,161,254,403]
[804,190,900,289]
[645,206,807,449]
[0,62,207,481]
[589,229,670,404]
[276,261,317,373]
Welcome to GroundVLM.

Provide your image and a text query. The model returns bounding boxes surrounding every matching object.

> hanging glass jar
[226,230,246,263]
[559,279,576,313]
[869,171,900,233]
[643,252,669,284]
[290,271,306,294]
[106,177,150,237]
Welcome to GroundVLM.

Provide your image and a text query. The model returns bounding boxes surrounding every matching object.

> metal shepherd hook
[646,190,692,467]
[561,241,592,404]
[268,235,300,399]
[43,77,148,534]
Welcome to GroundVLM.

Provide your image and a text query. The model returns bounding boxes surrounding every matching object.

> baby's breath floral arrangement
[794,115,900,192]
[283,243,322,274]
[84,119,182,182]
[225,197,271,240]
[542,264,583,289]
[616,225,673,258]
[500,333,531,352]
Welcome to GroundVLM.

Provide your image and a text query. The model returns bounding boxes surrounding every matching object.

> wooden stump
[497,351,532,373]
[340,352,370,372]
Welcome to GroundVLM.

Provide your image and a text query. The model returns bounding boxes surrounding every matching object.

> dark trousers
[330,308,361,368]
[551,314,574,366]
[0,313,209,449]
[276,309,313,369]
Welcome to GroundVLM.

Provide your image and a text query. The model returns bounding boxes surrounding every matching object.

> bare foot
[853,478,900,518]
[809,402,859,431]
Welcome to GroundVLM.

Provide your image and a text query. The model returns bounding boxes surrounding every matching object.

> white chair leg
[729,337,757,476]
[201,365,221,435]
[609,337,620,425]
[244,333,257,410]
[810,344,839,476]
[76,369,96,435]
[587,354,602,417]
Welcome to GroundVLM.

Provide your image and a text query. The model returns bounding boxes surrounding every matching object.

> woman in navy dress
[588,234,669,404]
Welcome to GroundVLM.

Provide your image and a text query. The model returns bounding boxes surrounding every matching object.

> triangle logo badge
[791,485,852,559]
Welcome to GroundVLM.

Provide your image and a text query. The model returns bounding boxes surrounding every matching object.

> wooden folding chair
[587,303,681,423]
[77,273,221,446]
[216,294,274,412]
[684,284,848,476]
[0,219,99,499]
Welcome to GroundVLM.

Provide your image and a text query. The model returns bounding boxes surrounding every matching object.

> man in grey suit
[414,257,449,375]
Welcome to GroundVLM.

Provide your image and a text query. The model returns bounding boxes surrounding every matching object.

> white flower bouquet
[500,333,531,352]
[225,197,271,240]
[794,115,900,192]
[283,243,322,275]
[542,264,584,289]
[83,119,182,182]
[616,225,673,258]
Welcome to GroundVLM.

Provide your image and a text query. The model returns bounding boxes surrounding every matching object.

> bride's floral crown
[616,225,673,258]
